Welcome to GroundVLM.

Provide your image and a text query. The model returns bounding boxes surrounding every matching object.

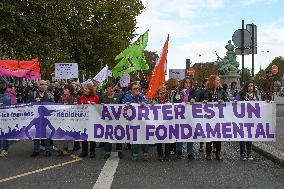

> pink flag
[0,58,41,80]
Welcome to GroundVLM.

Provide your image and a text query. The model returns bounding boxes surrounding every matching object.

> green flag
[133,29,149,49]
[112,30,149,78]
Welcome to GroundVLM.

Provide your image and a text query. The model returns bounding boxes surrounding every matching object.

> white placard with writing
[120,74,130,87]
[55,63,78,79]
[169,69,185,81]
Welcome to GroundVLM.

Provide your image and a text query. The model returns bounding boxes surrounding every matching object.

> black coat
[204,88,228,102]
[28,90,54,103]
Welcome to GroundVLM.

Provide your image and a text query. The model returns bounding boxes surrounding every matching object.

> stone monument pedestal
[220,72,240,89]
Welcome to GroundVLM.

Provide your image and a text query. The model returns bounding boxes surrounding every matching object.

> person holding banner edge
[203,75,228,160]
[122,81,150,161]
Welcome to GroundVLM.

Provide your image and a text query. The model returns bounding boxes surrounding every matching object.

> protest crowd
[0,74,269,162]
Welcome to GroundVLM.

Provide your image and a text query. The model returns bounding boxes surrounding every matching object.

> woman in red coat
[78,83,99,158]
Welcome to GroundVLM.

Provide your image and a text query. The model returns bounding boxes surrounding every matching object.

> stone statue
[216,52,223,62]
[218,40,240,75]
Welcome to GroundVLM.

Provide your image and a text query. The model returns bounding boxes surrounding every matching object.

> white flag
[107,70,112,77]
[93,65,109,84]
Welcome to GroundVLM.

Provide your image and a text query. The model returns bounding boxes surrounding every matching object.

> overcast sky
[136,0,284,74]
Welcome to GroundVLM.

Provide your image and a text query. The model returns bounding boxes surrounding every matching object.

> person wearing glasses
[28,80,55,157]
[122,82,150,161]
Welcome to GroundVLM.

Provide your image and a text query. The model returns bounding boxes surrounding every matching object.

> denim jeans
[176,142,194,154]
[0,140,9,151]
[240,141,252,156]
[34,139,51,153]
[131,144,149,157]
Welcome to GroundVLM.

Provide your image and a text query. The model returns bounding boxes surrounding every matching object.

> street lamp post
[251,23,255,77]
[246,23,257,77]
[241,20,245,86]
[233,20,258,86]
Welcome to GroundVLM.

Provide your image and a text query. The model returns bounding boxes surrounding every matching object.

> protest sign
[169,69,185,81]
[119,74,130,87]
[0,102,276,143]
[55,63,78,79]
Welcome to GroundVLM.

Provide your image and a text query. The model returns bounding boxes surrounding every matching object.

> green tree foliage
[129,50,159,82]
[0,0,145,79]
[144,50,159,76]
[243,68,252,82]
[254,70,265,88]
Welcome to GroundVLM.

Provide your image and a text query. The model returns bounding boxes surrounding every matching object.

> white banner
[169,69,185,81]
[55,63,78,79]
[0,102,276,143]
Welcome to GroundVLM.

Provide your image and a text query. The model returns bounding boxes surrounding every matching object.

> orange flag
[146,34,169,100]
